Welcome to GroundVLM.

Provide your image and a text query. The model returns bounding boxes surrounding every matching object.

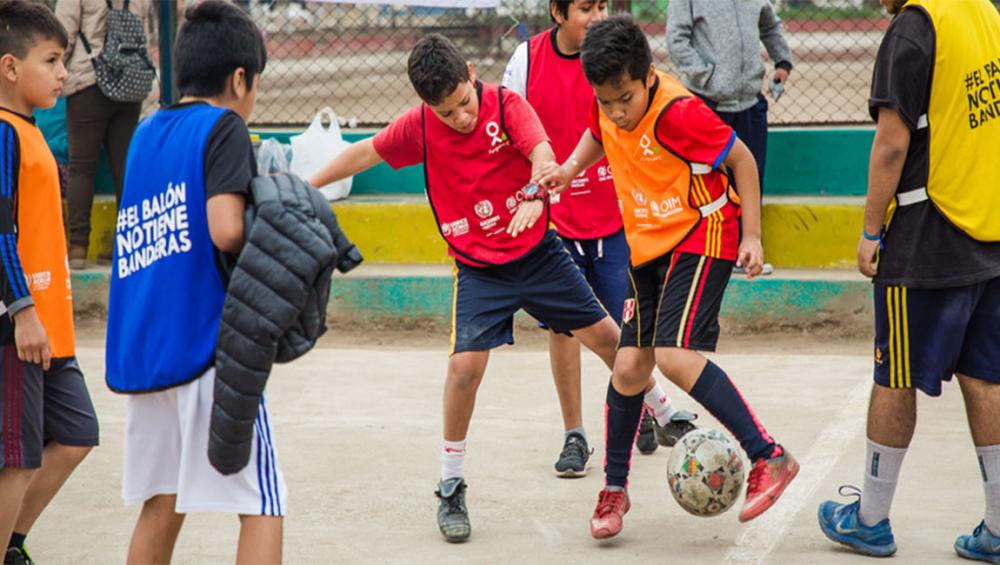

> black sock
[688,360,778,462]
[8,532,25,550]
[603,381,644,488]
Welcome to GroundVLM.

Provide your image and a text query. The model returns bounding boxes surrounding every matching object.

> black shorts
[874,277,1000,397]
[451,231,609,354]
[0,350,99,469]
[619,252,734,351]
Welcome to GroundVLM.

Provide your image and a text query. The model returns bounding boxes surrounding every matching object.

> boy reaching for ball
[310,34,624,543]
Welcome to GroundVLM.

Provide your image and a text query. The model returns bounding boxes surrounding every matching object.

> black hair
[549,0,572,22]
[550,0,608,24]
[406,34,469,105]
[175,0,268,98]
[581,14,652,87]
[0,0,68,59]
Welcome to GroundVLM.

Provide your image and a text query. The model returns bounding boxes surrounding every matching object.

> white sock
[565,426,587,442]
[976,445,1000,535]
[644,383,677,426]
[441,439,466,481]
[859,439,907,527]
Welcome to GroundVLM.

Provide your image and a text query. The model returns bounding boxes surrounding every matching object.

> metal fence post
[158,1,178,105]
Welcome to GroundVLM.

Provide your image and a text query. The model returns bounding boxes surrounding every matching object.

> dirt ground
[28,329,986,564]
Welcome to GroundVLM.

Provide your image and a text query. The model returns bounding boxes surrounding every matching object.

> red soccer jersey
[523,29,621,240]
[374,81,551,266]
[589,89,740,261]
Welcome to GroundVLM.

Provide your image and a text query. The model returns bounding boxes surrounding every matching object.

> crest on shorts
[874,346,884,366]
[622,298,636,325]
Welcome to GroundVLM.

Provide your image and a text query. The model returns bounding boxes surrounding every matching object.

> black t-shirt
[870,9,1000,289]
[165,101,256,201]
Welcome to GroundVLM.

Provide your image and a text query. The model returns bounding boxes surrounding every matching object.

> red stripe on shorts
[683,257,713,348]
[4,348,11,466]
[14,353,22,466]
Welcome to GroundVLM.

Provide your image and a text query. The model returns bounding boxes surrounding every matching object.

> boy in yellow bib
[817,0,1000,561]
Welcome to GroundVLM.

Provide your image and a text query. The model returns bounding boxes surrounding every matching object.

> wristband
[861,228,881,242]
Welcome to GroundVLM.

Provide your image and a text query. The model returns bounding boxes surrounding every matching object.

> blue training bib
[106,103,230,393]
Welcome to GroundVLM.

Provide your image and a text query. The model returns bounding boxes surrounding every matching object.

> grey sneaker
[636,408,658,454]
[435,477,471,543]
[654,410,698,447]
[554,432,591,478]
[4,547,34,565]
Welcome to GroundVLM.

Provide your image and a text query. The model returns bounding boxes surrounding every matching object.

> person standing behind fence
[667,0,793,275]
[817,0,1000,561]
[55,0,152,270]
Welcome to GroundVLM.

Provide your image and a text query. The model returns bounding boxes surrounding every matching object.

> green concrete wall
[71,270,873,333]
[257,127,875,198]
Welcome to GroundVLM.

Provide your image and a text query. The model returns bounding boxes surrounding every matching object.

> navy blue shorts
[451,231,609,354]
[874,277,1000,397]
[539,228,630,331]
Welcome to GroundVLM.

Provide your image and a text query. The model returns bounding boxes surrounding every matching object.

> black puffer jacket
[209,173,362,474]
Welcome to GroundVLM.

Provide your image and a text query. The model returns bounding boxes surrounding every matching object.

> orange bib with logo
[599,72,738,266]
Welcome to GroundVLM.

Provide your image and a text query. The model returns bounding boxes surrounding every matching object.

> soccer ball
[666,428,745,517]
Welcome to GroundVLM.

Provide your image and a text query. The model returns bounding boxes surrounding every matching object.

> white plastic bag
[256,137,291,176]
[290,107,353,201]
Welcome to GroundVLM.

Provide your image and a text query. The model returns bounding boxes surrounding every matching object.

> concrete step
[70,266,874,335]
[82,194,865,269]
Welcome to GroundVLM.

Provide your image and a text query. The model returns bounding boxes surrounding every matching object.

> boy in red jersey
[310,34,623,544]
[502,0,697,477]
[537,16,799,539]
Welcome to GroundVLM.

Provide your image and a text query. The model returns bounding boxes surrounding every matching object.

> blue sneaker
[955,521,1000,563]
[817,486,897,557]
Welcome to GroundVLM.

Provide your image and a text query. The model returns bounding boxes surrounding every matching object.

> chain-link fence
[244,0,910,127]
[43,0,1000,127]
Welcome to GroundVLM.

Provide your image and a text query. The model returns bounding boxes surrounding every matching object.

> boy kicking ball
[502,0,698,476]
[537,15,799,539]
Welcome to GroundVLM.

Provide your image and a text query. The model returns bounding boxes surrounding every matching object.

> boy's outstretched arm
[533,132,605,193]
[308,138,383,189]
[723,138,764,278]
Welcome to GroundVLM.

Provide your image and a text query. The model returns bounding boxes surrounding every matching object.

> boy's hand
[736,236,764,279]
[13,307,51,370]
[507,200,544,237]
[533,162,572,194]
[857,235,879,278]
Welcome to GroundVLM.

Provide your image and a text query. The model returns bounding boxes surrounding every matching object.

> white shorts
[122,368,287,516]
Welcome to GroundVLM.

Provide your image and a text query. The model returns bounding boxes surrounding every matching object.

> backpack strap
[77,31,94,55]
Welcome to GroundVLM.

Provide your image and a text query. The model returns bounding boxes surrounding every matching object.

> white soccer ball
[666,428,745,517]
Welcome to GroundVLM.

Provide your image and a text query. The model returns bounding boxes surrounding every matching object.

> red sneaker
[590,488,631,539]
[739,448,799,522]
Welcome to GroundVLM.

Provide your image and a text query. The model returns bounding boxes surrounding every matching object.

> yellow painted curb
[331,200,449,264]
[86,197,863,268]
[762,203,863,268]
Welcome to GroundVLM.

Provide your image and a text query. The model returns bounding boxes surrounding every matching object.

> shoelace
[595,490,626,517]
[640,410,655,431]
[436,484,466,515]
[562,437,588,460]
[746,458,771,492]
[837,484,863,501]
